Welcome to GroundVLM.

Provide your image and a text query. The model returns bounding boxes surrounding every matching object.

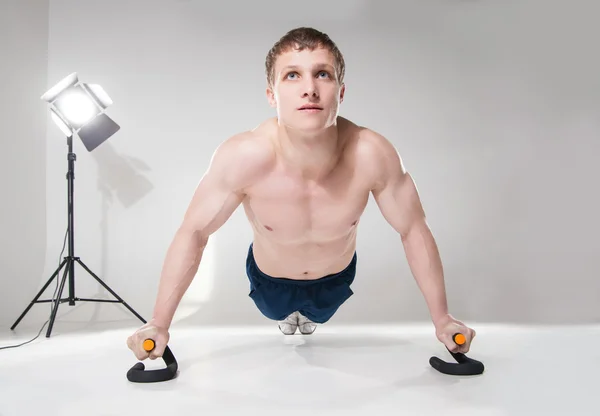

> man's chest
[242,172,371,241]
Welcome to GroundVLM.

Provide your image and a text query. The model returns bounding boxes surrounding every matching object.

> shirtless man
[127,27,476,361]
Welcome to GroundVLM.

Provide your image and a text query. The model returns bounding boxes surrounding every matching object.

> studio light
[11,73,145,338]
[41,72,120,152]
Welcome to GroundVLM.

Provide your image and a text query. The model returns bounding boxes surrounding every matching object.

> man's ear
[266,85,277,108]
[339,83,346,103]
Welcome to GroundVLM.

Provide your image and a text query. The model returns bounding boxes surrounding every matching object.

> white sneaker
[297,312,317,335]
[278,311,299,335]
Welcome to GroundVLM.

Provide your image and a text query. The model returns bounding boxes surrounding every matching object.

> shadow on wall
[80,140,154,327]
[92,142,154,209]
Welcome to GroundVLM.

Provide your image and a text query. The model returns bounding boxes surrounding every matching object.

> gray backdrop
[1,0,598,330]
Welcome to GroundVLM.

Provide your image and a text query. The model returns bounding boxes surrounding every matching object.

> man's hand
[434,314,476,354]
[126,319,170,361]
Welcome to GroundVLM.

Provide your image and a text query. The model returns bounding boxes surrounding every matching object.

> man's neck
[277,120,342,181]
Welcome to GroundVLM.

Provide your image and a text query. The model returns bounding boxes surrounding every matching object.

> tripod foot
[11,258,69,331]
[75,258,147,323]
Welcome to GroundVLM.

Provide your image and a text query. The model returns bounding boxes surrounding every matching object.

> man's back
[240,116,375,279]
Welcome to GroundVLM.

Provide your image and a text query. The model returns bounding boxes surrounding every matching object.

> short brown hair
[265,27,345,88]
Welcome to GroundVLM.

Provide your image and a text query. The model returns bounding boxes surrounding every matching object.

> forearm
[152,227,207,328]
[401,220,449,326]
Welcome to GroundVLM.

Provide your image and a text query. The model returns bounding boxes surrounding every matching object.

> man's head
[265,27,346,132]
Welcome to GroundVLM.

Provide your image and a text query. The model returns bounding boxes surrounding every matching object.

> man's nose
[302,79,318,98]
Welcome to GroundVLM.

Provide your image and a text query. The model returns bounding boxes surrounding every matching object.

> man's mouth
[298,105,323,110]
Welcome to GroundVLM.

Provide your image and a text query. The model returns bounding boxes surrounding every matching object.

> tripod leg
[46,258,72,338]
[75,258,147,324]
[11,258,69,330]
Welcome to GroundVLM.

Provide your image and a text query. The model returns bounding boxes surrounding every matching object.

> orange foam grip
[143,339,155,352]
[453,333,466,345]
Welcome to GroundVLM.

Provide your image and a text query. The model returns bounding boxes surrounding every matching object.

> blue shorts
[245,244,356,324]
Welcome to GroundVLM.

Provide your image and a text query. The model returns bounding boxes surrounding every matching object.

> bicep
[181,170,244,240]
[180,134,266,239]
[373,172,424,237]
[368,135,425,237]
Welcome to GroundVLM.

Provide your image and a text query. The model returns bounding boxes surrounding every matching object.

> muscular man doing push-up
[127,27,476,361]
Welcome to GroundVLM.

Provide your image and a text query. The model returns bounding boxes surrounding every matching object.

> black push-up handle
[126,339,178,383]
[429,332,485,376]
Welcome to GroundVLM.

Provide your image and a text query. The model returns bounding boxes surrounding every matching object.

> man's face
[266,46,345,133]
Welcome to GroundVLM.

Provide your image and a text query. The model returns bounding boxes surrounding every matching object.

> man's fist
[434,314,476,353]
[127,320,170,361]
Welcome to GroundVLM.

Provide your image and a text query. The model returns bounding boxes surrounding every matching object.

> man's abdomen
[250,234,357,280]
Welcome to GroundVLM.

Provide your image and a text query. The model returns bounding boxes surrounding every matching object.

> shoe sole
[278,324,297,335]
[298,325,316,335]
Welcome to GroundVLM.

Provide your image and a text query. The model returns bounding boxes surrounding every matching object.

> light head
[41,72,120,151]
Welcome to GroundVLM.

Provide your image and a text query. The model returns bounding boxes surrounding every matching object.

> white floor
[0,321,598,416]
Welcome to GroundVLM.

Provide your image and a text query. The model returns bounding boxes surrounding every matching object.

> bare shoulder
[357,127,401,163]
[342,120,407,190]
[209,123,276,192]
[213,128,274,166]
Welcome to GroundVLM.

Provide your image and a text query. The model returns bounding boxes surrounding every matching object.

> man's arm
[366,132,449,326]
[151,132,272,329]
[366,130,476,352]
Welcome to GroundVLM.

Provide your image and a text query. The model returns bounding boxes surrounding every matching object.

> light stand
[11,73,146,337]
